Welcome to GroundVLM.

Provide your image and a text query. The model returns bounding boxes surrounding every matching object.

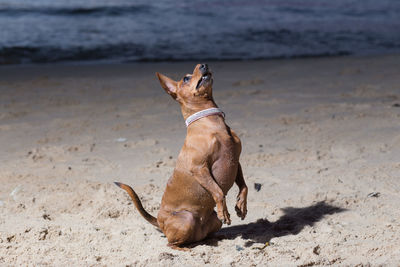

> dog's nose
[199,64,208,74]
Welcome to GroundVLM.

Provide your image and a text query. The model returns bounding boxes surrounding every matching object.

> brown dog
[115,64,248,250]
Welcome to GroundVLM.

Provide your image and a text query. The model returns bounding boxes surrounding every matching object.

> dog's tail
[114,182,159,228]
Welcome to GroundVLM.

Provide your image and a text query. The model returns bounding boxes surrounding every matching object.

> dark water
[1,0,400,64]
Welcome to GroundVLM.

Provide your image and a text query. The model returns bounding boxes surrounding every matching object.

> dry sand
[1,55,400,266]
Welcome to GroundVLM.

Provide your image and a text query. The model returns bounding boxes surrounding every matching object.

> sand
[1,54,400,266]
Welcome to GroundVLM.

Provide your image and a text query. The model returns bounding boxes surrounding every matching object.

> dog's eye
[183,76,191,83]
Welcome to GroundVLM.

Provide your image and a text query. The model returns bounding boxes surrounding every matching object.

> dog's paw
[218,210,231,225]
[167,243,191,251]
[235,197,247,220]
[217,198,231,225]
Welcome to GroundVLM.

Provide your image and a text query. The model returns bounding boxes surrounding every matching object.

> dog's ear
[156,72,178,99]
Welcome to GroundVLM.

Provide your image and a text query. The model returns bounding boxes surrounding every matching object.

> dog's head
[156,64,213,104]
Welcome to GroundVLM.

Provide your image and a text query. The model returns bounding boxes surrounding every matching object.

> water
[1,0,400,64]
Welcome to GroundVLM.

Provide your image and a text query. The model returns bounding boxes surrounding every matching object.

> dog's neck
[180,99,217,120]
[185,108,225,127]
[181,99,224,127]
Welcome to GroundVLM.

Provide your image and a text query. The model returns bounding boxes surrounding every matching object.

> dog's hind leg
[163,210,197,249]
[201,211,223,238]
[164,210,222,250]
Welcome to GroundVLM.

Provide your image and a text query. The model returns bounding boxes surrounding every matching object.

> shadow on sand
[203,201,346,247]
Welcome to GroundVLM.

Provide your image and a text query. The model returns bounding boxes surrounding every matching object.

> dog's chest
[211,136,239,193]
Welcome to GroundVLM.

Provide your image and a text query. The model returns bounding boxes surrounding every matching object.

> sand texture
[1,55,400,266]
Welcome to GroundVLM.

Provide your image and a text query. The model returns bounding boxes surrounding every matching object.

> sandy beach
[1,54,400,266]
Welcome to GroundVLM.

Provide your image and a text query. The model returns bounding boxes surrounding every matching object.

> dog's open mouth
[196,72,212,89]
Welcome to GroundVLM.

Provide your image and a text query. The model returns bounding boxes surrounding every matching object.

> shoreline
[1,51,399,68]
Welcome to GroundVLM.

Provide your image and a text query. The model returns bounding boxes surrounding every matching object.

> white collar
[185,107,225,127]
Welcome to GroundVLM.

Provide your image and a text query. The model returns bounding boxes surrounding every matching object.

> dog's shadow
[201,201,345,247]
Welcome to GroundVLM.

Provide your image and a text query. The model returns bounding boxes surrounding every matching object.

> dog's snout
[199,64,208,74]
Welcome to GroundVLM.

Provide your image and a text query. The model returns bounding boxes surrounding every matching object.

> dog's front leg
[191,165,231,225]
[234,163,248,220]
